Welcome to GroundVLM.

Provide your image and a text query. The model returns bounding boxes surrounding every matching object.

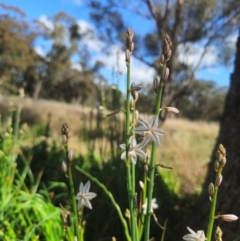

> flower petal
[149,132,160,146]
[133,125,148,134]
[130,154,137,165]
[121,151,126,160]
[187,227,197,236]
[129,136,137,147]
[79,182,84,192]
[84,192,97,200]
[148,115,158,128]
[152,127,165,135]
[119,144,126,150]
[83,198,92,209]
[138,116,150,128]
[84,181,91,193]
[135,149,147,159]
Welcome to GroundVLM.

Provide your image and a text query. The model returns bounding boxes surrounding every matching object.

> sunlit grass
[0,96,219,195]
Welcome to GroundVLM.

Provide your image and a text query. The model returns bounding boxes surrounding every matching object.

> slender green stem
[144,63,166,241]
[206,172,221,241]
[13,104,21,144]
[125,58,136,241]
[75,165,132,241]
[66,152,81,241]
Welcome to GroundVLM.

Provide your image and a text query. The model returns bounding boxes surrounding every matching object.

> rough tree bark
[182,31,240,241]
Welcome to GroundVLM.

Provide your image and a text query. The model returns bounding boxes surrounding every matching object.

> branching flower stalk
[61,123,82,241]
[143,35,172,241]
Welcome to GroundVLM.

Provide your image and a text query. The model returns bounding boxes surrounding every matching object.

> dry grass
[0,96,219,194]
[159,118,219,194]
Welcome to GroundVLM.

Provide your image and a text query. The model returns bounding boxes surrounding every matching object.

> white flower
[76,181,97,210]
[120,136,147,164]
[183,226,205,241]
[133,115,164,147]
[142,198,158,214]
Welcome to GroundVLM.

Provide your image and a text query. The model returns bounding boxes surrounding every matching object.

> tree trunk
[181,32,240,241]
[33,77,43,100]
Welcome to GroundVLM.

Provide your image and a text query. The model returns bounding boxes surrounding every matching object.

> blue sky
[1,0,237,88]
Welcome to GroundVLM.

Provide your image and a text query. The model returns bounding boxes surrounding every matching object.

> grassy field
[0,95,219,195]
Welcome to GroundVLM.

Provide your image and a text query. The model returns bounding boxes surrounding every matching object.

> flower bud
[214,160,219,171]
[160,54,165,65]
[153,77,159,94]
[218,144,226,156]
[220,214,238,222]
[62,135,68,144]
[61,123,70,139]
[125,49,130,63]
[165,49,172,61]
[165,107,179,114]
[125,209,130,219]
[219,157,226,167]
[62,161,67,173]
[215,175,222,187]
[163,67,170,82]
[131,83,142,91]
[215,226,222,241]
[139,181,144,189]
[208,183,214,196]
[68,150,73,163]
[130,42,134,53]
[130,99,135,109]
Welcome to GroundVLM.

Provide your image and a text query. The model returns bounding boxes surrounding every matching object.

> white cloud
[178,42,217,68]
[77,20,103,52]
[34,46,46,57]
[99,45,155,84]
[38,15,54,31]
[178,32,238,70]
[71,62,82,71]
[34,18,156,84]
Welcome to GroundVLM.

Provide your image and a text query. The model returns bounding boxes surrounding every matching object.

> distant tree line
[0,3,229,121]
